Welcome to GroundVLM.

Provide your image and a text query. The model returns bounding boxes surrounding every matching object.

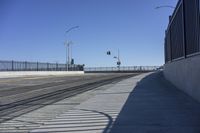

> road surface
[0,73,137,124]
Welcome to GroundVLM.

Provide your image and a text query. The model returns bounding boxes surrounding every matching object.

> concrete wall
[164,54,200,102]
[0,71,84,78]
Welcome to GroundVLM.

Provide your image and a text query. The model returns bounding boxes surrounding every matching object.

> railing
[84,66,161,72]
[165,0,200,63]
[0,60,84,71]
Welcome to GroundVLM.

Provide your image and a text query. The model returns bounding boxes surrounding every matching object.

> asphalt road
[0,73,138,123]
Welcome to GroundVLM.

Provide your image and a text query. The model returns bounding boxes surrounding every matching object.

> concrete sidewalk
[31,72,200,133]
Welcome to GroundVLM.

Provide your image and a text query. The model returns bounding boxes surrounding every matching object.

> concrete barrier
[0,71,84,78]
[164,54,200,102]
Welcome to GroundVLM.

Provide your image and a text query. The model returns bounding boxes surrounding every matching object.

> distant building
[164,0,200,102]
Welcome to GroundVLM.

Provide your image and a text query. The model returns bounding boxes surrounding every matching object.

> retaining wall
[164,54,200,102]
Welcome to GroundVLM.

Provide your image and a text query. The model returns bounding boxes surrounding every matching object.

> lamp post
[66,26,79,34]
[65,26,79,71]
[64,41,73,71]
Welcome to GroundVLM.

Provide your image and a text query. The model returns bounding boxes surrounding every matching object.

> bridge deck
[0,72,200,132]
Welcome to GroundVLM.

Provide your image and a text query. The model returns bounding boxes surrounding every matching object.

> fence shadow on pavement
[105,72,200,133]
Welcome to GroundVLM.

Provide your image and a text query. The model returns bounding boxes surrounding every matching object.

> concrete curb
[0,71,84,78]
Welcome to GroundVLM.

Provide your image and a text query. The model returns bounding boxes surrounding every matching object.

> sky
[0,0,178,67]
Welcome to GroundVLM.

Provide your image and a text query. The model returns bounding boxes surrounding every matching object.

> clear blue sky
[0,0,178,67]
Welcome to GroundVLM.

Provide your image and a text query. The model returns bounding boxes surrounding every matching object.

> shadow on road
[105,72,200,133]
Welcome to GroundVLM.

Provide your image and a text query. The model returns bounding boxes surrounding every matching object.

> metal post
[25,61,27,71]
[70,44,72,65]
[65,26,79,71]
[56,62,58,71]
[47,63,49,71]
[11,60,14,71]
[64,42,70,71]
[182,0,187,58]
[37,62,39,71]
[67,43,70,71]
[66,43,68,71]
[117,49,120,71]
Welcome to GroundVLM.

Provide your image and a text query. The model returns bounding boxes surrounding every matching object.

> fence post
[11,60,14,71]
[47,63,49,71]
[182,0,187,58]
[56,63,58,71]
[37,62,39,71]
[25,61,27,71]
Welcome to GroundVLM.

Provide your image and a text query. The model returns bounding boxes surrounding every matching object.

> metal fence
[0,60,84,71]
[84,66,160,72]
[165,0,200,63]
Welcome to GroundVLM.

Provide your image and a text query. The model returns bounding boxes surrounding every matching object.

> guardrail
[0,60,84,71]
[84,66,161,73]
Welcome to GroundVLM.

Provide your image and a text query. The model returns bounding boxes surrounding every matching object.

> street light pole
[67,43,70,69]
[64,41,72,71]
[65,26,79,71]
[70,43,73,64]
[66,26,79,34]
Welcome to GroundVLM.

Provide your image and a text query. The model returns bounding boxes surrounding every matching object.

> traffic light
[107,51,111,55]
[117,61,121,65]
[71,59,74,65]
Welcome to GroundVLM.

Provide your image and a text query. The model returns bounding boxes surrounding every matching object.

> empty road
[0,73,138,124]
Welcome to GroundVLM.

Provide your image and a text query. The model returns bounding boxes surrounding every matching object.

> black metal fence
[84,66,160,73]
[0,60,84,71]
[165,0,200,63]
